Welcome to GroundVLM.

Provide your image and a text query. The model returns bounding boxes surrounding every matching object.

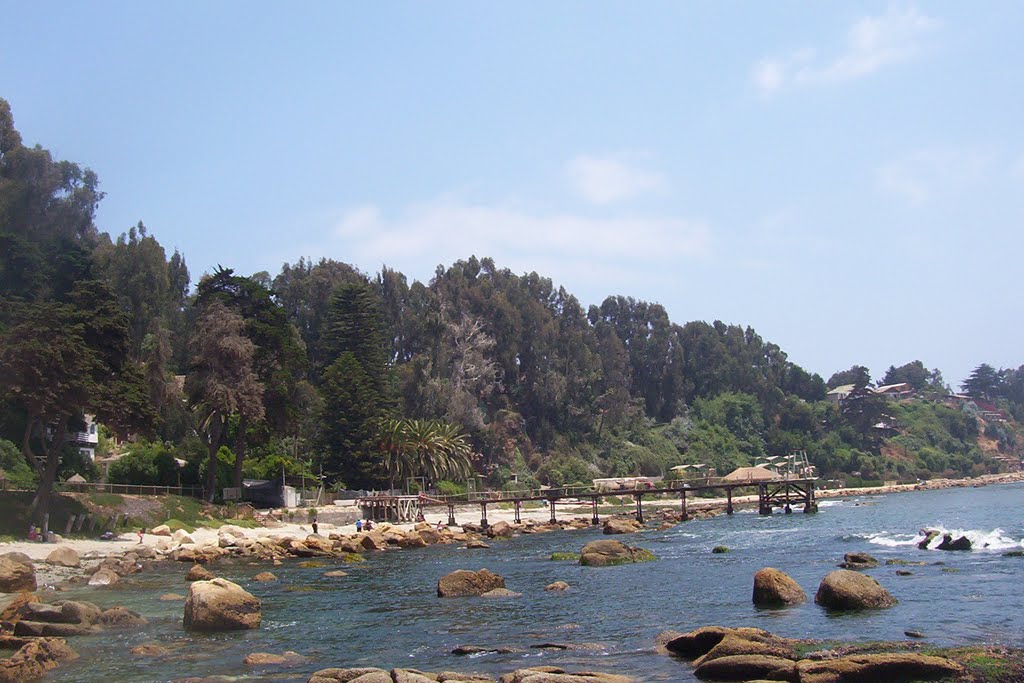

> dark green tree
[961,363,1002,400]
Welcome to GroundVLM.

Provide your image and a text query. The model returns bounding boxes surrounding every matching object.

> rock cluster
[2,596,146,638]
[0,635,78,682]
[306,666,633,683]
[661,625,963,682]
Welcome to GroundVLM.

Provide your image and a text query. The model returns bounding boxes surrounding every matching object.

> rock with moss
[550,552,580,562]
[579,539,655,567]
[711,546,729,554]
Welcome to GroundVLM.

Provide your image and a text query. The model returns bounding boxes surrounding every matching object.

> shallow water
[49,483,1024,682]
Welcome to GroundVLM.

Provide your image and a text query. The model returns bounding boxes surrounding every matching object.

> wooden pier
[358,478,817,527]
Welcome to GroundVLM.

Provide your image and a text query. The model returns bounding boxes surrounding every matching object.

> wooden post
[514,500,522,524]
[549,498,557,524]
[591,498,599,525]
[680,490,688,521]
[635,493,644,523]
[726,488,733,515]
[758,483,771,515]
[479,502,489,529]
[447,503,456,527]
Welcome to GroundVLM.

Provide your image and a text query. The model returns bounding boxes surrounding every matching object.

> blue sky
[2,2,1021,387]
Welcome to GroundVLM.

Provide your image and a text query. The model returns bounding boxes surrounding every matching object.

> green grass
[86,493,124,507]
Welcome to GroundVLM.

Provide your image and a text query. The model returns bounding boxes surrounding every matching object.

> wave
[866,526,1024,551]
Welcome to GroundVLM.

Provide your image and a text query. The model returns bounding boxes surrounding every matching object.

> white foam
[899,526,1024,551]
[865,532,920,548]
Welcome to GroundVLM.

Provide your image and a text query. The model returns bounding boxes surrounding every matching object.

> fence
[58,481,204,498]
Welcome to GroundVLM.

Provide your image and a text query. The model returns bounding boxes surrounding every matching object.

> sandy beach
[3,470,1022,583]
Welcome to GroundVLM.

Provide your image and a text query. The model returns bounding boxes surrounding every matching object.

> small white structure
[68,414,100,461]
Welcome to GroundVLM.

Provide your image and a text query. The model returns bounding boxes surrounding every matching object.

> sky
[2,2,1022,387]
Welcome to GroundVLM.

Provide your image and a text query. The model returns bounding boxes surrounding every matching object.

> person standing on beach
[356,519,363,532]
[311,518,319,535]
[138,528,145,543]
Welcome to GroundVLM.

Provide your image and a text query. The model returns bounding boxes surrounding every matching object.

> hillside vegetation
[1,97,1022,517]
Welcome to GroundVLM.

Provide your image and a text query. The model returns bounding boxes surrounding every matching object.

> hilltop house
[826,384,855,405]
[68,414,100,461]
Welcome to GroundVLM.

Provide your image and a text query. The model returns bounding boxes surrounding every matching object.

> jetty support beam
[591,498,599,525]
[635,493,644,524]
[514,501,522,524]
[680,489,688,521]
[549,499,557,524]
[480,502,489,529]
[726,488,733,515]
[447,504,456,527]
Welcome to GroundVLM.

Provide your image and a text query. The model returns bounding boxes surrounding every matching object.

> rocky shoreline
[2,473,1024,680]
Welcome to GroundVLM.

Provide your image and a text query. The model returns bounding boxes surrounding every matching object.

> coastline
[2,471,1024,573]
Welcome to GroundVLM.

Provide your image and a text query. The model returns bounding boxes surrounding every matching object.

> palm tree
[375,418,475,491]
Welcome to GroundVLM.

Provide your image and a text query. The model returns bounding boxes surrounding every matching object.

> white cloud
[566,155,665,204]
[325,198,710,288]
[876,147,991,205]
[753,6,940,95]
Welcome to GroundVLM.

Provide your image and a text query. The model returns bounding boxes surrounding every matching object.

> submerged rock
[579,539,655,567]
[437,569,505,598]
[0,635,78,681]
[839,551,878,569]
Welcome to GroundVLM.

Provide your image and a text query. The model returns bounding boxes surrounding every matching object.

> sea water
[48,483,1024,682]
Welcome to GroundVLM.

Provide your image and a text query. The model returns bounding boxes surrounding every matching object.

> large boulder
[44,547,80,568]
[693,654,797,681]
[0,635,78,681]
[486,521,515,539]
[150,524,172,537]
[397,532,428,549]
[0,592,39,623]
[186,564,214,581]
[437,569,506,597]
[694,633,796,666]
[603,518,641,535]
[579,539,655,567]
[752,568,806,607]
[815,569,897,610]
[0,558,36,593]
[87,568,119,587]
[663,626,783,660]
[796,653,963,683]
[172,529,194,545]
[183,578,262,631]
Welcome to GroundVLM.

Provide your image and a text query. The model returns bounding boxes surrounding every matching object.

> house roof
[722,466,777,482]
[66,473,87,483]
[876,383,911,394]
[827,384,855,395]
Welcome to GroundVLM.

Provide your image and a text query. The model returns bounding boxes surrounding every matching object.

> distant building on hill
[68,414,100,461]
[826,384,855,405]
[875,383,914,399]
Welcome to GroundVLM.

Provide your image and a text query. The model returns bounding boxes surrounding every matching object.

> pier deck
[358,478,817,526]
